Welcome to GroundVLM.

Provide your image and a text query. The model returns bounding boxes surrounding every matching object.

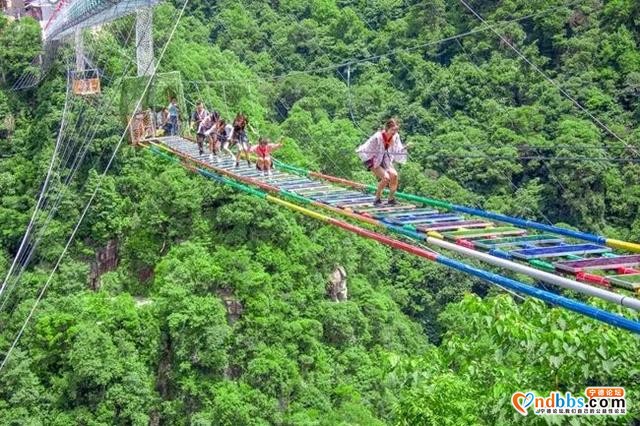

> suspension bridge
[2,0,640,373]
[139,135,640,334]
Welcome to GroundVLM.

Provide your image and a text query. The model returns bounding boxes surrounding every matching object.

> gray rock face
[327,266,347,302]
[217,288,244,324]
[88,239,118,290]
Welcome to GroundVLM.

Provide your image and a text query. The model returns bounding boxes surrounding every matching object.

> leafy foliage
[1,0,640,424]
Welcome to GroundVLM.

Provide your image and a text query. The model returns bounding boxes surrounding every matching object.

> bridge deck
[149,136,639,295]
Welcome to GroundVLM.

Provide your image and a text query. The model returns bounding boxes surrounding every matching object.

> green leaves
[2,0,640,424]
[0,17,41,86]
[390,294,640,424]
[0,292,159,424]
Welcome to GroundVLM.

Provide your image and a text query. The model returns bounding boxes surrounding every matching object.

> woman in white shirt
[356,118,407,206]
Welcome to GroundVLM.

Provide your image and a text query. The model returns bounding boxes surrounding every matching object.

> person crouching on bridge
[252,137,283,176]
[356,118,407,206]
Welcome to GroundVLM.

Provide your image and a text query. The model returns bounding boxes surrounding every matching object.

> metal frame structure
[135,6,154,76]
[44,0,159,41]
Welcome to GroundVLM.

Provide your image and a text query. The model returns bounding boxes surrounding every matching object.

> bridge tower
[136,7,155,77]
[74,28,84,73]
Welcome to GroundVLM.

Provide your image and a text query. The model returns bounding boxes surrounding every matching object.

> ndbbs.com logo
[511,388,626,416]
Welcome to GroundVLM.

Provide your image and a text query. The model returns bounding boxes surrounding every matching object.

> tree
[0,17,42,86]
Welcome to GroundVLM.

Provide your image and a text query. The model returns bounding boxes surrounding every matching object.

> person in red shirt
[251,137,283,176]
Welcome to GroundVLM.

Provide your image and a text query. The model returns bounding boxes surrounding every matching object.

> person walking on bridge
[230,113,256,167]
[190,101,208,132]
[356,118,407,206]
[196,113,216,157]
[215,119,231,161]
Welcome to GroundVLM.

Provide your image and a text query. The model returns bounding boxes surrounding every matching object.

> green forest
[1,0,640,424]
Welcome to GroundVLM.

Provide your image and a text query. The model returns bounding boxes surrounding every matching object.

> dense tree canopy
[1,0,639,423]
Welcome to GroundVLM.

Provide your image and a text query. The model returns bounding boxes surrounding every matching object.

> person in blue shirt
[167,97,180,136]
